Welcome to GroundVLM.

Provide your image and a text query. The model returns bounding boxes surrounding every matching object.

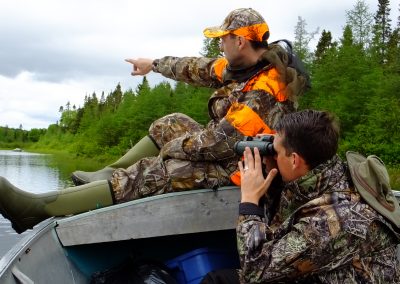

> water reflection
[0,150,70,257]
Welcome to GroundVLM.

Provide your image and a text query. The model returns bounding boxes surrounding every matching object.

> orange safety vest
[213,58,287,185]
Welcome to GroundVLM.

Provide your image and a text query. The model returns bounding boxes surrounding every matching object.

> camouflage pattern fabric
[237,155,400,283]
[112,113,234,202]
[203,8,269,42]
[219,8,265,31]
[112,44,305,202]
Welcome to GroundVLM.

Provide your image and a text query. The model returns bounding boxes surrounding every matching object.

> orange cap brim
[203,26,230,38]
[203,23,269,42]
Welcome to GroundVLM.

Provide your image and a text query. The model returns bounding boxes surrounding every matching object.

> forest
[1,0,399,185]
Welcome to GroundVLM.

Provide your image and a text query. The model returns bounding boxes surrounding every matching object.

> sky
[0,0,398,130]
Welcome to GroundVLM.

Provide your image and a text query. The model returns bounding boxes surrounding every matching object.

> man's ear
[237,36,246,49]
[292,152,309,174]
[292,152,305,169]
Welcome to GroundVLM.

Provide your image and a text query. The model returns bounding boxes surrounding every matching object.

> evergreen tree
[341,25,355,47]
[78,92,100,133]
[103,84,123,113]
[293,16,319,64]
[314,30,333,62]
[346,0,373,48]
[387,28,400,72]
[135,76,151,95]
[372,0,392,63]
[398,3,400,27]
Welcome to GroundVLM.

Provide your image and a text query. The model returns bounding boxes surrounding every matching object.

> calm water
[0,150,72,258]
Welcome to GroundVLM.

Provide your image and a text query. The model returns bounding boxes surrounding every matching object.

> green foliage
[299,0,399,171]
[0,125,45,148]
[314,30,333,62]
[33,78,211,161]
[200,38,222,58]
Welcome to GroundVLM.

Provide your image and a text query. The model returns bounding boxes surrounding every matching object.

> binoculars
[234,135,276,156]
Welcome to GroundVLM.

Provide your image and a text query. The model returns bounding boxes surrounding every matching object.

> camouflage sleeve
[237,213,311,283]
[153,56,223,88]
[236,203,369,283]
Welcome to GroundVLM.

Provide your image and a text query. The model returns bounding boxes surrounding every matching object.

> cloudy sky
[0,0,398,129]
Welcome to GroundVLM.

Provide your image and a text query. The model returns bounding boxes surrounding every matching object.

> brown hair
[275,110,340,169]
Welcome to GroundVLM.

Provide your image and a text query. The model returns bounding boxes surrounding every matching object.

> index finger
[125,58,136,65]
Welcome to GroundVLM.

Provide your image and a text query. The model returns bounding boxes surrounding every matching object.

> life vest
[212,58,287,185]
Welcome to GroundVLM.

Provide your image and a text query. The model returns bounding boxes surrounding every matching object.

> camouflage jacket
[237,155,400,283]
[152,43,306,164]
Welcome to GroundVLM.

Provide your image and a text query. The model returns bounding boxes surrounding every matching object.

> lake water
[0,150,72,258]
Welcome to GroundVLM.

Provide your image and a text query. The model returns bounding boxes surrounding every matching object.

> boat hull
[0,188,399,283]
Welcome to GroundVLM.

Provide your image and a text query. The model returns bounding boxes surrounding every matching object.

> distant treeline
[0,126,45,147]
[2,0,399,166]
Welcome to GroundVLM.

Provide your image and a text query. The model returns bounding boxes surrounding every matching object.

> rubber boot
[71,135,159,185]
[0,177,114,234]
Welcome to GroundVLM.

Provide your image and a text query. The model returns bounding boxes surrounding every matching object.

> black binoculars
[234,135,276,156]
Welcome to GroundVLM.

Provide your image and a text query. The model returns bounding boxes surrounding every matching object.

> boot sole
[71,174,88,186]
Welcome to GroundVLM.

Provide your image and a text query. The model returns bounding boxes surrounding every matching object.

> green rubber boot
[0,177,114,234]
[71,135,159,185]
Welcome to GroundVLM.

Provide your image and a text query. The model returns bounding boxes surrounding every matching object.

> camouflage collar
[222,58,269,84]
[270,155,351,228]
[283,155,348,203]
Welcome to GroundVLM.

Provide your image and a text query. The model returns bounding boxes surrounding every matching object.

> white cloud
[0,0,398,129]
[0,71,95,129]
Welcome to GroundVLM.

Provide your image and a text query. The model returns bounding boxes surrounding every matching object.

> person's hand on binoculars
[238,147,278,205]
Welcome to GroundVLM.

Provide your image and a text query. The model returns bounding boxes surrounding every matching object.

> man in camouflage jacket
[112,8,307,202]
[235,110,400,283]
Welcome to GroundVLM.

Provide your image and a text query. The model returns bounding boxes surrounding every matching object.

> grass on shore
[388,167,400,191]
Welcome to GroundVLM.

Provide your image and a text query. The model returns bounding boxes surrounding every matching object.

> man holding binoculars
[202,109,400,283]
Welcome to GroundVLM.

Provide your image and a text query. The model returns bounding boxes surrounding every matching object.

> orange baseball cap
[203,8,269,42]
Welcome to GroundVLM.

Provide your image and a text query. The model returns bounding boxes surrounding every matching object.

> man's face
[219,34,240,66]
[273,132,297,182]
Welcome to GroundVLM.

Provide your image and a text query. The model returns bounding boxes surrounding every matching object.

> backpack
[271,39,311,90]
[346,151,400,229]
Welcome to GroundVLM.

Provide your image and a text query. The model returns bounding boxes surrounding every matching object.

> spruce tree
[372,0,392,63]
[293,16,319,64]
[314,30,333,62]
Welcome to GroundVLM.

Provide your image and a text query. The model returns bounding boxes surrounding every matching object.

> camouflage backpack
[346,151,400,229]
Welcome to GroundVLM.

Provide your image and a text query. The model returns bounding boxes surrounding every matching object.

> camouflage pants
[111,113,232,203]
